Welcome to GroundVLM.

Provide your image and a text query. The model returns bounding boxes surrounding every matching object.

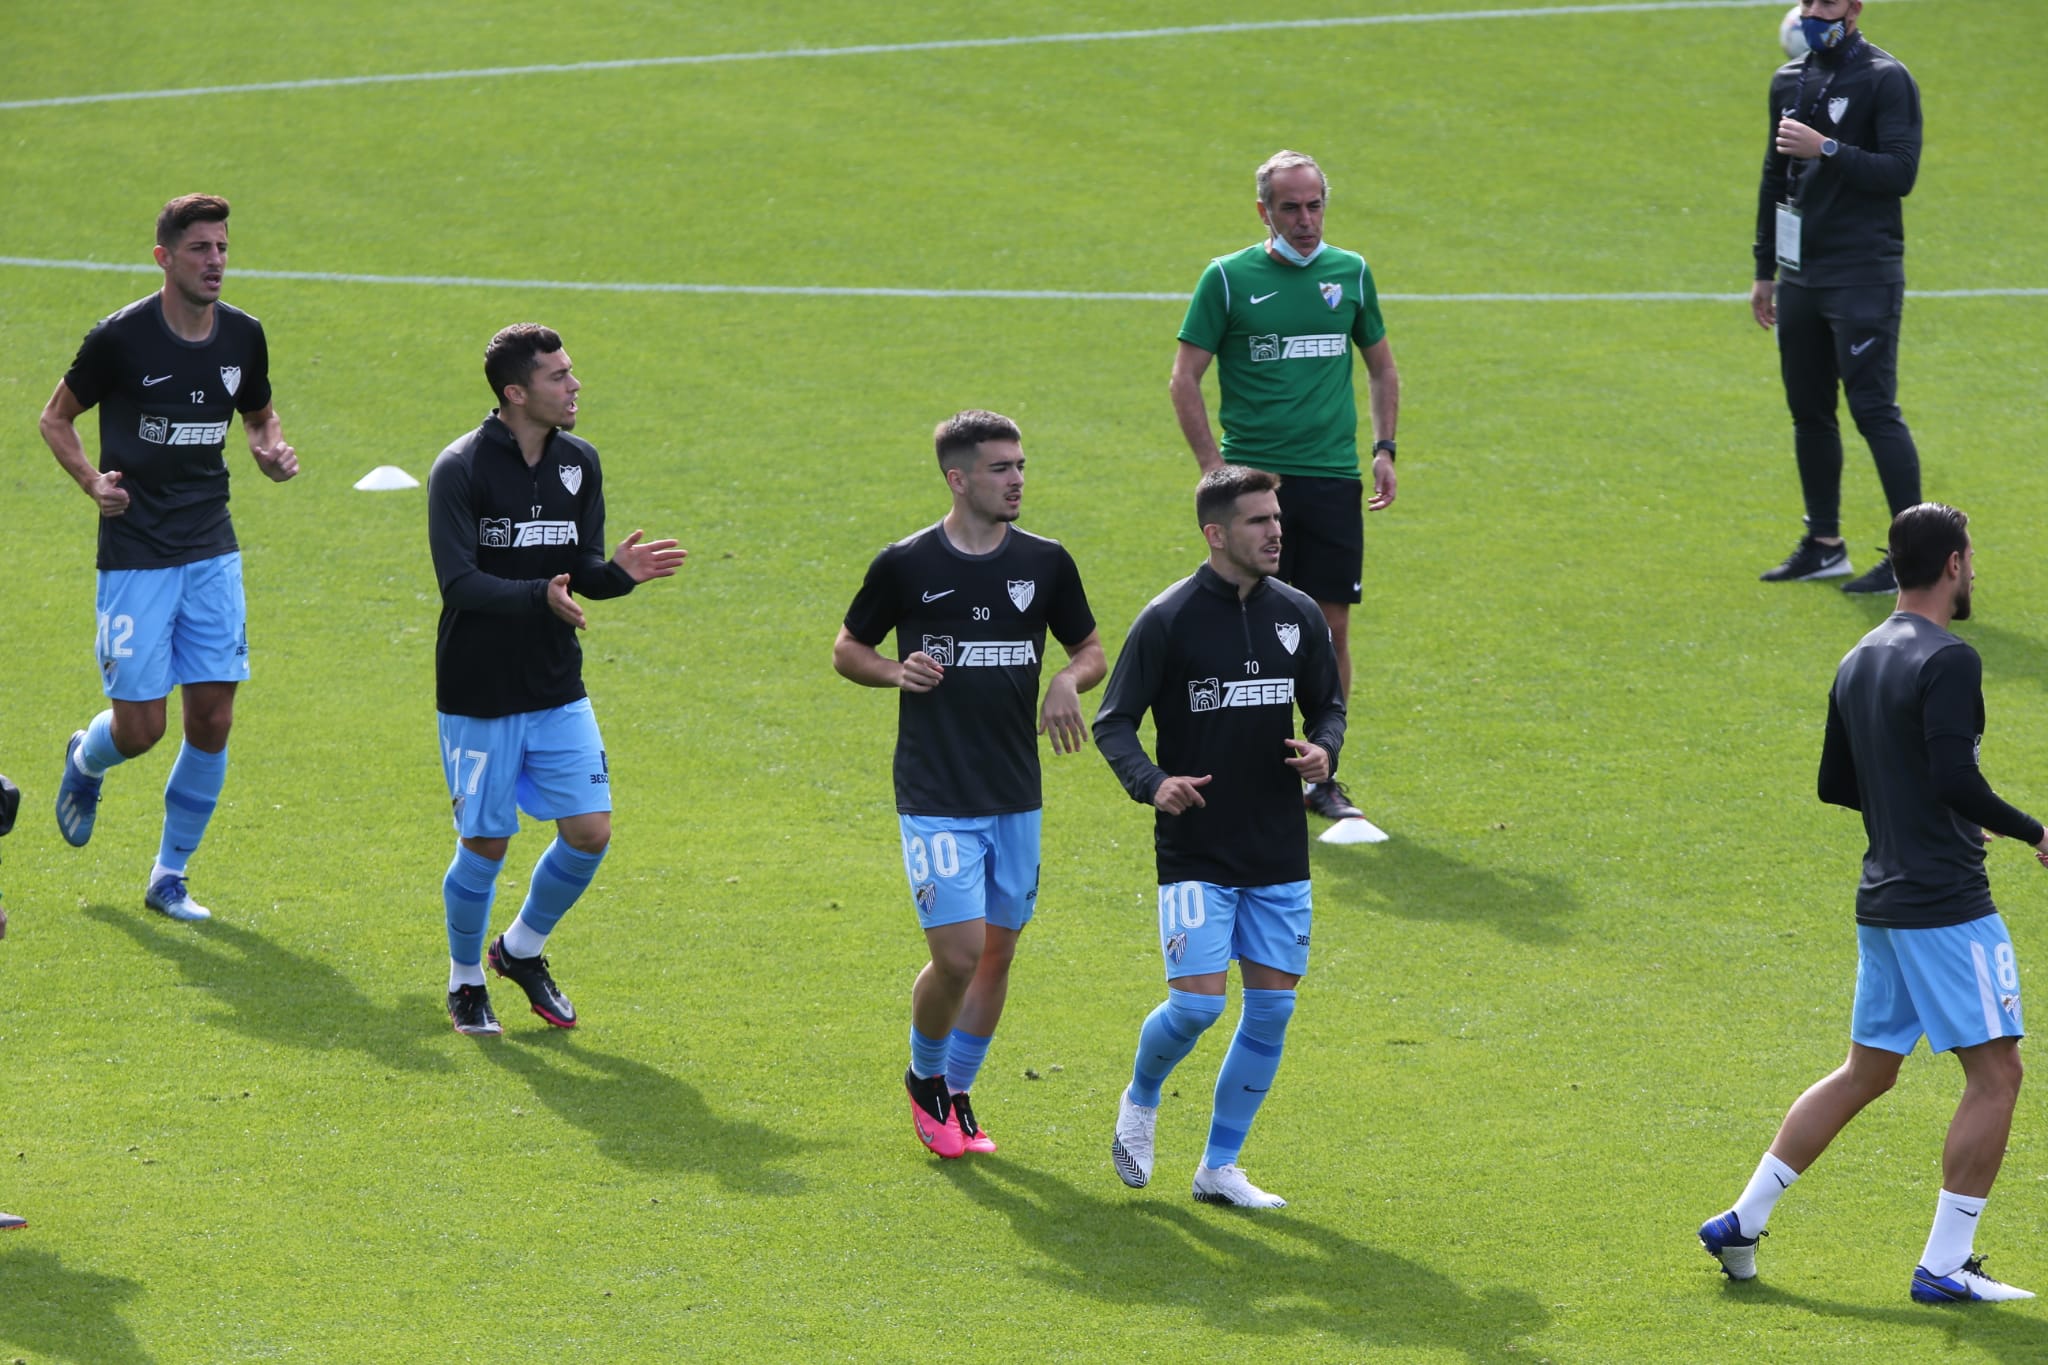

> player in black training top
[42,193,299,924]
[1700,504,2045,1303]
[1753,0,1925,594]
[834,410,1103,1159]
[428,324,687,1037]
[1094,465,1345,1210]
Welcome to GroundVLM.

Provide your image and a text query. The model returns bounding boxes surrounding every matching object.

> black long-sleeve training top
[1093,564,1345,887]
[427,413,636,719]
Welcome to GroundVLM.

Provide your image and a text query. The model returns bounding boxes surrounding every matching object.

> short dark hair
[156,194,231,248]
[933,409,1021,472]
[1889,502,1971,590]
[1197,464,1281,530]
[485,324,565,404]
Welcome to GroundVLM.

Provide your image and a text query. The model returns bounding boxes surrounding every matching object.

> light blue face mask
[1800,15,1848,53]
[1267,234,1326,267]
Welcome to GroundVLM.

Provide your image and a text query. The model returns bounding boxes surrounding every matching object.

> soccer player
[834,410,1104,1158]
[1700,503,2041,1303]
[1094,465,1346,1208]
[428,324,686,1037]
[1752,0,1924,593]
[0,770,21,1231]
[1170,149,1397,830]
[42,194,299,922]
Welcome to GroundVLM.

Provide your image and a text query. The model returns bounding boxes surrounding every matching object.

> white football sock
[501,917,547,959]
[449,960,486,991]
[1732,1151,1800,1235]
[1920,1189,1987,1276]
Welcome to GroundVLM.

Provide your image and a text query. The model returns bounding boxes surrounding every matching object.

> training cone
[354,465,420,491]
[1319,817,1390,845]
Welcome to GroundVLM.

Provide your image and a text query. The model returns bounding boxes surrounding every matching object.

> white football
[1780,5,1810,59]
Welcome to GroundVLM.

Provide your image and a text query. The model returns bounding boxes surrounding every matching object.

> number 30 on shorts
[904,831,960,881]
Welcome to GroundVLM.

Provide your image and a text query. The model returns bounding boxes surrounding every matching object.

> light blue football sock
[910,1026,950,1080]
[1204,988,1296,1168]
[443,844,503,970]
[155,741,227,874]
[507,839,605,952]
[1130,988,1226,1106]
[947,1029,993,1095]
[78,709,127,777]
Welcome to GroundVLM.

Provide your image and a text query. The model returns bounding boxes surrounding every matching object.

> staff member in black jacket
[1754,0,1923,595]
[1094,465,1345,1209]
[427,324,686,1037]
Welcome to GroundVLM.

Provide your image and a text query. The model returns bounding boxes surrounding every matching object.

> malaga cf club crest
[1007,579,1036,612]
[559,464,583,495]
[220,365,242,396]
[1319,281,1343,310]
[1275,622,1300,655]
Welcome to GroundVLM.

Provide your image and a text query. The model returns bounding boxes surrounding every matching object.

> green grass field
[4,1,2048,1359]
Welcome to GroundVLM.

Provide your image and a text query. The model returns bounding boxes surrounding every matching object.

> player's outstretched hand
[252,440,298,481]
[90,469,130,518]
[1282,738,1331,784]
[1153,773,1212,815]
[614,530,688,583]
[1038,673,1089,754]
[899,651,944,693]
[547,573,587,630]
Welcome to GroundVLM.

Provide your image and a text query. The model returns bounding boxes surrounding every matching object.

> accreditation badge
[1775,202,1802,272]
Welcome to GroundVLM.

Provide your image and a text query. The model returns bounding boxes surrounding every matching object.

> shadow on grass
[1311,836,1577,944]
[945,1160,1549,1356]
[82,906,453,1075]
[1728,1278,2045,1363]
[1960,622,2048,694]
[0,1245,153,1364]
[482,1031,807,1196]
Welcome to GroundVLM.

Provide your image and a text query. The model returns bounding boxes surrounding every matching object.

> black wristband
[1372,439,1396,461]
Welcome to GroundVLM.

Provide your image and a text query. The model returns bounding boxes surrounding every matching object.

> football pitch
[4,0,2047,1358]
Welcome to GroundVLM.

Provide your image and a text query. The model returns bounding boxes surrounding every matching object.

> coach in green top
[1170,149,1401,828]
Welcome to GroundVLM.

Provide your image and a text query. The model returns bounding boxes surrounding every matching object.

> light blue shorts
[1157,879,1312,980]
[437,698,611,840]
[898,811,1041,932]
[1853,915,2024,1055]
[94,553,249,700]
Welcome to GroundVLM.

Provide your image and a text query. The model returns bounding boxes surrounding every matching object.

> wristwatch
[1372,439,1397,461]
[1820,137,1840,158]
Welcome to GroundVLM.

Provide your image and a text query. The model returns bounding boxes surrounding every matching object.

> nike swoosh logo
[1243,1085,1271,1093]
[1959,1208,1979,1218]
[1850,338,1876,356]
[921,589,954,602]
[142,374,173,386]
[1774,1174,1788,1188]
[1249,292,1278,304]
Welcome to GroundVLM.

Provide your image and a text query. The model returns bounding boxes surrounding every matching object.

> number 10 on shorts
[1160,882,1207,932]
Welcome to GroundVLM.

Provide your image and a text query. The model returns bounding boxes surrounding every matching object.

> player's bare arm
[833,626,942,693]
[1282,738,1332,784]
[39,380,129,517]
[1169,342,1224,473]
[612,529,687,582]
[1362,337,1400,511]
[1038,631,1107,755]
[1152,772,1213,814]
[243,402,298,482]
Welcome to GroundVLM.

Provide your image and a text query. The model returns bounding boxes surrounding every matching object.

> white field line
[1,257,2035,302]
[0,0,1866,112]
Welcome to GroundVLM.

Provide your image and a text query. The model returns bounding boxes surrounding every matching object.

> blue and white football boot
[1911,1256,2034,1304]
[145,872,212,923]
[1699,1210,1761,1280]
[55,730,104,847]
